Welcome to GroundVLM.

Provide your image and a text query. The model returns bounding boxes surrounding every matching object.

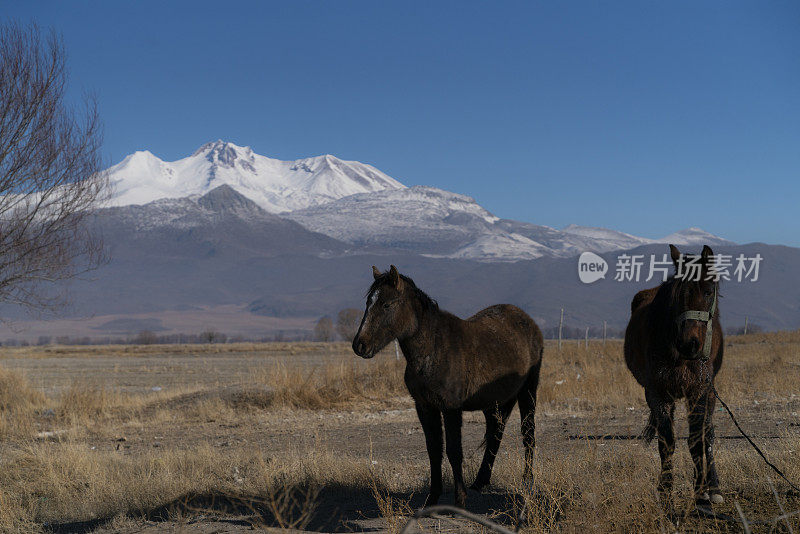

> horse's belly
[404,371,460,410]
[461,372,526,411]
[405,368,525,411]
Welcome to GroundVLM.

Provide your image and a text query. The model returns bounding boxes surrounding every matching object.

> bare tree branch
[0,22,108,314]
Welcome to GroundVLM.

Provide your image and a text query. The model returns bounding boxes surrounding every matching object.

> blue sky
[5,1,799,245]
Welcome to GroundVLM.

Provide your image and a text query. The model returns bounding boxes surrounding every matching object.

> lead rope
[700,355,800,494]
[708,375,800,494]
[687,356,799,527]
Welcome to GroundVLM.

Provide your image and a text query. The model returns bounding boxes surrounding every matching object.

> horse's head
[352,265,419,359]
[668,244,719,360]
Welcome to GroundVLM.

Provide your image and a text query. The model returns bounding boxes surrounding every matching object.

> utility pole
[558,308,564,352]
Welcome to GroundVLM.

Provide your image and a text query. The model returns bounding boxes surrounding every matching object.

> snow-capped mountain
[286,186,734,261]
[107,140,404,213]
[106,141,734,262]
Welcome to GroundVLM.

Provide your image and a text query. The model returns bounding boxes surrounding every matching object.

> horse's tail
[641,411,657,442]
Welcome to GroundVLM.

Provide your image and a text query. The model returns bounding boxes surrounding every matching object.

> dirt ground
[0,338,798,533]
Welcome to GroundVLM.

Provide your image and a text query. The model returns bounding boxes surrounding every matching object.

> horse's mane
[368,273,439,312]
[653,262,721,314]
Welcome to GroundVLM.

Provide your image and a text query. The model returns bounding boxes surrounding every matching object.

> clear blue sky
[5,1,799,245]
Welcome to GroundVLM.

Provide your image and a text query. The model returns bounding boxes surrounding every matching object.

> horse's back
[467,304,543,365]
[631,287,658,314]
[624,288,657,386]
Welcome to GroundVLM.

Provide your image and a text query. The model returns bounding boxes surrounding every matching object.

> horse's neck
[398,303,445,372]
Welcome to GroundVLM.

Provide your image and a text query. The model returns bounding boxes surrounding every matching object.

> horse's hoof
[423,494,440,508]
[469,481,488,492]
[696,491,724,506]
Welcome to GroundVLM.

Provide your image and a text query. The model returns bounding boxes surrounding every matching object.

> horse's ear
[389,265,401,289]
[701,245,713,264]
[372,266,381,280]
[669,244,681,266]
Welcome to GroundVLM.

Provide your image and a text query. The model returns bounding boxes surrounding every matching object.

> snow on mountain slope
[286,188,734,261]
[446,233,552,261]
[97,185,348,259]
[563,224,734,249]
[561,224,652,249]
[107,140,404,212]
[661,227,734,247]
[285,186,500,253]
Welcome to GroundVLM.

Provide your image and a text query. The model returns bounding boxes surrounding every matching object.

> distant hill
[0,143,792,341]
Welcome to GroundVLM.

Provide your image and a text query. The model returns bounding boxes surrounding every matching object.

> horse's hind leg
[646,389,676,499]
[470,398,516,491]
[518,362,542,481]
[415,403,443,507]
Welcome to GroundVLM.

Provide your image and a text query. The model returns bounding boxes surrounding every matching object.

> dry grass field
[0,333,797,532]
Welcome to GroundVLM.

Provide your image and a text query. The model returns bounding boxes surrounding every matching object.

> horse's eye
[382,302,392,309]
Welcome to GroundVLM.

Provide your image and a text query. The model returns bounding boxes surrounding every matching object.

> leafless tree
[135,330,158,345]
[0,22,108,313]
[200,328,226,344]
[313,316,334,342]
[336,308,361,342]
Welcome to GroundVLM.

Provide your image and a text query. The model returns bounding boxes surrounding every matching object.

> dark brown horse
[352,266,543,508]
[624,245,724,506]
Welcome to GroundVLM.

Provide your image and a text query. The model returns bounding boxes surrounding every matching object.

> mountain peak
[107,141,405,213]
[120,149,160,165]
[193,139,248,154]
[192,140,254,169]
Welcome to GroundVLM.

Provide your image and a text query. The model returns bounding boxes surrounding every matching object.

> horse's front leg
[688,390,724,505]
[647,389,676,500]
[443,409,467,508]
[703,391,724,503]
[687,394,708,503]
[415,403,443,507]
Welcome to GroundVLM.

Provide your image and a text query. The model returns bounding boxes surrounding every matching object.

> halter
[675,283,717,361]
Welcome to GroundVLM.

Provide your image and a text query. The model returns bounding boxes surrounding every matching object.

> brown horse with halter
[352,265,544,508]
[625,245,724,506]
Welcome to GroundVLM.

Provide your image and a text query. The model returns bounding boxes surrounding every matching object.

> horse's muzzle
[678,344,709,361]
[679,338,700,358]
[352,339,375,359]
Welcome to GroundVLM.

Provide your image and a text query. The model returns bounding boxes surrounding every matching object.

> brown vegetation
[0,333,795,531]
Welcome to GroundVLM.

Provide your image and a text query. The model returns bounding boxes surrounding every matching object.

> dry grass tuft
[0,334,796,532]
[0,366,46,439]
[250,356,406,410]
